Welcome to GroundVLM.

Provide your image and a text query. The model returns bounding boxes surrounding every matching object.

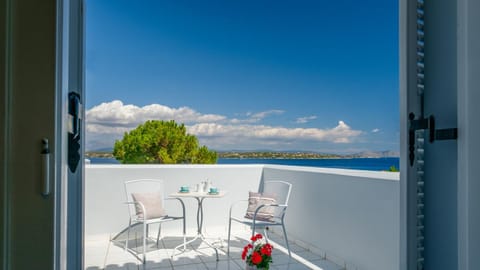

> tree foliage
[113,120,217,164]
[388,165,399,172]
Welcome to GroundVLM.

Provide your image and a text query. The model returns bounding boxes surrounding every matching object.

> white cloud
[85,100,227,150]
[230,110,284,124]
[372,128,380,133]
[250,110,284,119]
[187,121,362,150]
[189,121,360,142]
[85,100,363,151]
[296,115,317,124]
[86,100,226,128]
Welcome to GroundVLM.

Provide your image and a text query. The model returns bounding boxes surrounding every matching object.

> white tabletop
[169,191,227,198]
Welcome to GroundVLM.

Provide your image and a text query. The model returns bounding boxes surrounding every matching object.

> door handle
[41,138,50,197]
[68,92,82,173]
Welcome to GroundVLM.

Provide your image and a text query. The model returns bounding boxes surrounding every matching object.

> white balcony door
[1,0,84,269]
[402,0,480,269]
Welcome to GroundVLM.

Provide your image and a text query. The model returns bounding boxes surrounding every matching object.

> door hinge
[408,113,458,166]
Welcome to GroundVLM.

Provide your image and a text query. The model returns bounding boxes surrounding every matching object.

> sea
[88,157,399,171]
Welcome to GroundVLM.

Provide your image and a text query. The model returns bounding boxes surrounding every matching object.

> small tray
[178,190,190,193]
[208,191,219,195]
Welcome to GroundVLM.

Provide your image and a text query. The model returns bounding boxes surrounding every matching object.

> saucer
[179,190,190,193]
[208,191,219,195]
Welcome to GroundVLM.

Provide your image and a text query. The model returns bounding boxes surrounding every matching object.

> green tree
[388,165,399,172]
[113,120,217,164]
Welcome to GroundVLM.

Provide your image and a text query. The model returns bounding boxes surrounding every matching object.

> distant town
[85,150,399,160]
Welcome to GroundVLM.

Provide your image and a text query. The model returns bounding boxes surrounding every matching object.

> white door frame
[457,0,480,269]
[399,0,420,269]
[55,0,85,269]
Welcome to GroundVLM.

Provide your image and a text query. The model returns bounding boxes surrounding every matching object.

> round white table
[169,191,227,261]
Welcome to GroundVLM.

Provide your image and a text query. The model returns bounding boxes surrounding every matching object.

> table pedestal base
[172,233,220,261]
[169,193,226,261]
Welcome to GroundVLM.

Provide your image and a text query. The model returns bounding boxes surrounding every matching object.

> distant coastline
[85,150,399,160]
[87,156,399,171]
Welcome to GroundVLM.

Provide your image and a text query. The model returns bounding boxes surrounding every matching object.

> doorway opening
[83,1,399,269]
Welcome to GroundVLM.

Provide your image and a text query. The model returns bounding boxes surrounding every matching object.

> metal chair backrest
[262,181,292,219]
[124,179,165,219]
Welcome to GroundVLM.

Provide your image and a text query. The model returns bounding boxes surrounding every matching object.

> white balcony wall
[85,164,263,236]
[85,164,399,270]
[262,165,400,270]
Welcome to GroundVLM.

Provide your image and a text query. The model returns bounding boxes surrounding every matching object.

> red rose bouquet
[242,233,273,269]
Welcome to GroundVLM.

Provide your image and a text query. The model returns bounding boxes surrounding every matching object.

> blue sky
[85,0,399,153]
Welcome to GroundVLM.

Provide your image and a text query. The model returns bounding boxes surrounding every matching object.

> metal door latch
[408,113,458,166]
[41,138,50,197]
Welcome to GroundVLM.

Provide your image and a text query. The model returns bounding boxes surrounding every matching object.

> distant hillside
[346,150,399,158]
[218,151,341,159]
[216,150,399,159]
[85,149,399,159]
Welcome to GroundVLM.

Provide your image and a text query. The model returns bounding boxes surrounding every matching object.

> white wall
[85,164,263,236]
[262,166,399,270]
[85,165,399,270]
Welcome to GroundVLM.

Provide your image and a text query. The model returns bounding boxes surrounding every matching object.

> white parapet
[85,164,399,270]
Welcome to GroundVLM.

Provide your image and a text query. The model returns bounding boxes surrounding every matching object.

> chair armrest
[165,197,186,218]
[252,203,288,223]
[255,203,287,209]
[253,203,281,214]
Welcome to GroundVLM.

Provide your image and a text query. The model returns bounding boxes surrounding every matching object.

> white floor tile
[310,259,345,270]
[172,263,207,270]
[204,260,242,270]
[85,230,343,270]
[272,263,312,270]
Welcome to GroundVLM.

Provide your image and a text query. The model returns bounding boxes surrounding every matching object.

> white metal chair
[227,180,292,257]
[123,179,186,263]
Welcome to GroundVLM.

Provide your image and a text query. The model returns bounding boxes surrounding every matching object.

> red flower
[241,250,247,260]
[251,233,263,242]
[251,251,262,265]
[260,245,272,256]
[242,234,273,268]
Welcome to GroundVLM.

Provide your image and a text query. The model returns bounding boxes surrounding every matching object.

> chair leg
[182,217,187,251]
[183,234,187,251]
[125,220,132,251]
[227,217,232,256]
[281,222,291,257]
[264,227,269,242]
[143,221,147,264]
[156,224,162,248]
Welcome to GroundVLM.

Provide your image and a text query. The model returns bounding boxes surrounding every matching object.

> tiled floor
[85,227,344,270]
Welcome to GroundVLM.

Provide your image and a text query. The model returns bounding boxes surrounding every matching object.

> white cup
[204,181,211,192]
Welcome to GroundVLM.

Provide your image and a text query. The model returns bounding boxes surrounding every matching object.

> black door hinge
[408,113,458,166]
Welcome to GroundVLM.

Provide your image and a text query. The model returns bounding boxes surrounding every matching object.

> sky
[85,0,399,153]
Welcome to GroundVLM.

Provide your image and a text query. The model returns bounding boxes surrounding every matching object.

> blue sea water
[88,157,399,171]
